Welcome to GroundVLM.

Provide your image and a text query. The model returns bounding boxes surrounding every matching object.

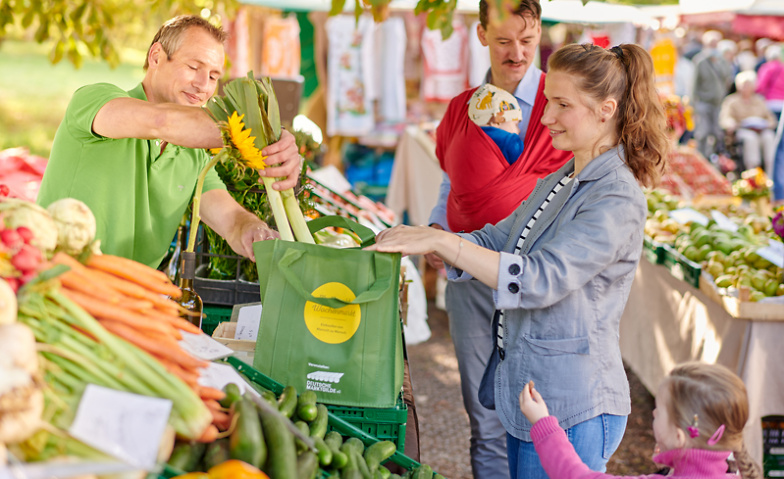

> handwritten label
[710,210,739,232]
[756,239,784,268]
[197,362,260,398]
[234,304,262,341]
[669,208,709,226]
[69,385,171,469]
[179,331,234,361]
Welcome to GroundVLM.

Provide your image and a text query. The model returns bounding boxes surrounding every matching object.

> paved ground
[407,300,659,479]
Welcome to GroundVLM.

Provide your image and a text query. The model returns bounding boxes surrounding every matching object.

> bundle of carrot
[50,252,231,440]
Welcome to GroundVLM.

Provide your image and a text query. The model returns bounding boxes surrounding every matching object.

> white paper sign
[669,208,709,226]
[234,304,262,341]
[710,210,739,232]
[69,385,172,470]
[756,239,784,268]
[308,166,352,194]
[197,361,260,398]
[178,331,234,361]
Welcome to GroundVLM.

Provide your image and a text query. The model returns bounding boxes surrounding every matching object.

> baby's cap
[468,83,522,126]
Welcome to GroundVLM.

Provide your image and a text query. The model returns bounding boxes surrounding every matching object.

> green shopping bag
[252,216,404,408]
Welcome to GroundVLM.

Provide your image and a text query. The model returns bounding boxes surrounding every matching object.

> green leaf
[354,0,362,24]
[329,0,347,16]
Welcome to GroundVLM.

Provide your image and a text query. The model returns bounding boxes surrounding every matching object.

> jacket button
[508,283,519,294]
[508,263,521,275]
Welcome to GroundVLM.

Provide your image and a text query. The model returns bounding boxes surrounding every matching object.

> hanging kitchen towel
[260,15,301,79]
[421,18,469,102]
[252,216,404,408]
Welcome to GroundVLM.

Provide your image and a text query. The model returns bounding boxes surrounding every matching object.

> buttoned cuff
[494,252,523,309]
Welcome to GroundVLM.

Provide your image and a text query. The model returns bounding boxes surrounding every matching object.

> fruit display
[644,189,784,303]
[659,146,732,197]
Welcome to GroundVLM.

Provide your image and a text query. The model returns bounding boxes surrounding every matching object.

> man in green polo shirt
[37,15,302,269]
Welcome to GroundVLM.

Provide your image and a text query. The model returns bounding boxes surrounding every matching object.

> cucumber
[296,390,319,422]
[219,383,242,408]
[325,431,348,469]
[294,420,311,453]
[411,465,433,479]
[277,385,298,418]
[378,466,391,479]
[364,441,396,472]
[389,474,403,479]
[313,436,333,467]
[373,471,385,479]
[433,474,445,479]
[229,396,266,468]
[343,437,365,455]
[354,450,372,479]
[259,400,298,479]
[201,438,230,470]
[308,404,329,439]
[261,390,278,408]
[166,441,205,472]
[342,470,364,479]
[296,451,319,479]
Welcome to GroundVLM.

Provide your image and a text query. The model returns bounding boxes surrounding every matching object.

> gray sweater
[449,145,644,441]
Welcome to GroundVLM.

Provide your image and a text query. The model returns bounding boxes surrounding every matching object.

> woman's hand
[365,225,448,257]
[519,381,550,425]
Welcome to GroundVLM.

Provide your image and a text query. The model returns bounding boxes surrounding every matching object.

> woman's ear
[600,98,618,122]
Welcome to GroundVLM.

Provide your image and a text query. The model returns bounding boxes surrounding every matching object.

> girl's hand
[365,225,448,257]
[519,381,550,425]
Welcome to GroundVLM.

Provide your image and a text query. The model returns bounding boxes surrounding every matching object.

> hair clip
[707,424,726,446]
[687,414,700,438]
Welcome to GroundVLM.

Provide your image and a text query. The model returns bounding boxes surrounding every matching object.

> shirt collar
[577,145,628,182]
[129,83,148,101]
[652,448,732,476]
[483,65,542,107]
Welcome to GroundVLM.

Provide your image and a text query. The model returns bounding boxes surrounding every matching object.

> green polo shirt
[37,82,226,268]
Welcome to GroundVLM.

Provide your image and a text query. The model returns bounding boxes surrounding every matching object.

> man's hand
[424,223,445,270]
[519,381,549,425]
[260,129,301,191]
[233,219,279,261]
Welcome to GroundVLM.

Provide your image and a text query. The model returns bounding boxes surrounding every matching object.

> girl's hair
[144,15,227,70]
[664,362,762,479]
[547,43,669,188]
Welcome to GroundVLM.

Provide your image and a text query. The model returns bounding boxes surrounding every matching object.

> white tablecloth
[620,257,784,466]
[385,126,442,226]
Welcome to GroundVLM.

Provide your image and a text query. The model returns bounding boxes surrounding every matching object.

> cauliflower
[46,198,97,255]
[0,198,58,256]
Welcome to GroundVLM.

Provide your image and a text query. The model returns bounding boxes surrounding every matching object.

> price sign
[69,385,172,469]
[756,239,784,268]
[669,208,709,226]
[234,304,262,341]
[179,331,234,361]
[197,361,260,398]
[710,210,739,232]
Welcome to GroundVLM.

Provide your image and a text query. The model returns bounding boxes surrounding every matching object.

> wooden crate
[699,274,784,322]
[211,322,256,364]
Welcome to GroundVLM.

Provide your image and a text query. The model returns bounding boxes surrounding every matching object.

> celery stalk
[262,175,294,241]
[281,187,314,243]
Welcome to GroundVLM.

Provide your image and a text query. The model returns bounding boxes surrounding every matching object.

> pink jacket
[531,416,735,479]
[757,60,784,102]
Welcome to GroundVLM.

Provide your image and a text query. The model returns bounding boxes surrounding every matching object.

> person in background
[37,15,302,269]
[369,42,669,479]
[468,83,526,165]
[719,70,777,174]
[424,1,572,477]
[520,362,762,479]
[717,39,738,94]
[691,30,734,159]
[754,38,773,72]
[756,43,784,121]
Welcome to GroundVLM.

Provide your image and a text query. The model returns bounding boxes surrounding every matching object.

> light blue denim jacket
[448,145,643,441]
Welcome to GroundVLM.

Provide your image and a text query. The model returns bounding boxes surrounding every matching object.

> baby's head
[469,84,522,135]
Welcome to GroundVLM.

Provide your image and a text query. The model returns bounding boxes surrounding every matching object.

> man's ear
[477,24,488,47]
[148,42,165,69]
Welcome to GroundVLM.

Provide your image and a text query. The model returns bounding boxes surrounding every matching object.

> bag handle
[307,215,376,248]
[277,248,395,308]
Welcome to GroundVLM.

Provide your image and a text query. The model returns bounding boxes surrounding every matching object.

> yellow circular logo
[304,282,361,344]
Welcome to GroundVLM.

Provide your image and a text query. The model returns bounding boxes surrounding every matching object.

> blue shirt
[481,126,524,165]
[429,66,543,230]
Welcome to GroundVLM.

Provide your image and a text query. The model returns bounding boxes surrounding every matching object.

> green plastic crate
[201,305,232,336]
[643,236,667,265]
[662,244,702,288]
[226,357,418,470]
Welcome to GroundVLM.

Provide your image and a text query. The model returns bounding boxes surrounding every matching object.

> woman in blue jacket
[368,43,669,479]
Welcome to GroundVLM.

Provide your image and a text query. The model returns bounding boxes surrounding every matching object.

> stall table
[620,257,784,466]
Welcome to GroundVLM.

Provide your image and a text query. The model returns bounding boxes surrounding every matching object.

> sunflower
[226,111,266,170]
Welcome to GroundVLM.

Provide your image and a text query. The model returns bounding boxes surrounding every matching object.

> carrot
[144,308,203,335]
[62,289,179,339]
[157,359,200,387]
[87,253,182,298]
[98,319,208,370]
[209,408,231,431]
[197,386,226,402]
[53,254,124,301]
[195,424,219,443]
[202,399,223,411]
[130,320,183,341]
[87,268,180,311]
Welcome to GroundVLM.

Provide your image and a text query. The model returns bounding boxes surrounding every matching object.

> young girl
[519,362,762,479]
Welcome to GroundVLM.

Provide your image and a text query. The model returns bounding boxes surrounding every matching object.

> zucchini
[364,441,396,472]
[219,383,242,408]
[166,441,205,472]
[296,451,319,479]
[229,396,266,468]
[296,390,319,422]
[308,403,329,439]
[259,400,298,479]
[201,438,230,470]
[277,385,298,418]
